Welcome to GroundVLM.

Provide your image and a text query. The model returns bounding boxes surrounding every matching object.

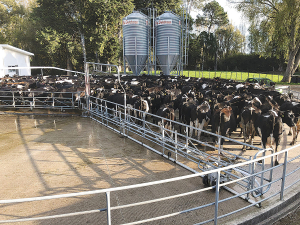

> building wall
[0,47,32,77]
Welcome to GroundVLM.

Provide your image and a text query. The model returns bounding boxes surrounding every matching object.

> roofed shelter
[0,44,34,77]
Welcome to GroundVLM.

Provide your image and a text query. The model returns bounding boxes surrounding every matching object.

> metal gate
[85,95,274,203]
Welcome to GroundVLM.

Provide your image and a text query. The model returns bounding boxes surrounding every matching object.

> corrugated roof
[0,44,34,56]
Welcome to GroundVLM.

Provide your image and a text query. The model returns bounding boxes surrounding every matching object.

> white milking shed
[0,44,34,77]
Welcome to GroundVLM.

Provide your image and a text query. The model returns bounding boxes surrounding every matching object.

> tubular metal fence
[1,95,300,224]
[0,90,84,110]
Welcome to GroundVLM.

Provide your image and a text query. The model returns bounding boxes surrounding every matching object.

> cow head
[280,110,295,128]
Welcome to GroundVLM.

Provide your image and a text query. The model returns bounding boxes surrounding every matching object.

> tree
[236,0,300,82]
[195,0,229,33]
[32,0,134,70]
[216,24,245,58]
[0,0,37,50]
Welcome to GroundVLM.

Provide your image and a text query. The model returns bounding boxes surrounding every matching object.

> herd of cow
[1,73,300,165]
[89,74,300,165]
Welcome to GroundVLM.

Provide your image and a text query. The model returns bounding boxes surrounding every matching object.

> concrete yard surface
[0,114,253,225]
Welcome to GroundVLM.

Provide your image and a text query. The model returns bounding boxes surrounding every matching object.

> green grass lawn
[178,70,284,83]
[121,69,300,85]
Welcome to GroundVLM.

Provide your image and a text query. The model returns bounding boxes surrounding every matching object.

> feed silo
[122,11,149,75]
[155,12,181,75]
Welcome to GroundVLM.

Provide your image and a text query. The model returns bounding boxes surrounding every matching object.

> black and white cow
[195,101,211,140]
[133,98,150,125]
[155,104,176,138]
[255,110,283,165]
[240,105,261,150]
[211,105,236,146]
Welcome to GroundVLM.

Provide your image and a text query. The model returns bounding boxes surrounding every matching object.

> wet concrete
[0,113,252,225]
[0,111,299,225]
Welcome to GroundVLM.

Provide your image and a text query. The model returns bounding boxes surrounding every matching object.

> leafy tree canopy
[195,0,229,33]
[235,0,300,82]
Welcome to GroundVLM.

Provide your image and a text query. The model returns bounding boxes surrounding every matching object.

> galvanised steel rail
[0,90,84,110]
[0,140,299,224]
[86,97,273,201]
[0,66,85,76]
[278,85,300,101]
[0,89,300,224]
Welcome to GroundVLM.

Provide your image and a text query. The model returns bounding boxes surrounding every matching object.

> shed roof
[0,44,34,56]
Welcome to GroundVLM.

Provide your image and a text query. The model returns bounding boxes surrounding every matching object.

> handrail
[0,66,85,75]
[0,143,299,224]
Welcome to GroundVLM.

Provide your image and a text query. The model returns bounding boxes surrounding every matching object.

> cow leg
[197,119,205,140]
[189,121,194,138]
[242,124,247,150]
[290,126,297,145]
[195,119,199,137]
[238,121,243,137]
[288,127,292,136]
[274,140,280,166]
[158,121,163,139]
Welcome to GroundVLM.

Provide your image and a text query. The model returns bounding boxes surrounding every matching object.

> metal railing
[0,66,85,76]
[279,86,300,101]
[0,138,299,224]
[0,90,84,110]
[0,94,300,224]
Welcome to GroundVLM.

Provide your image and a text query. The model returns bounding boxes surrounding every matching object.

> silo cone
[155,12,181,75]
[123,11,149,75]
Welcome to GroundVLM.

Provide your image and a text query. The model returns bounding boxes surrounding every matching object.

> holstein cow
[179,98,198,137]
[211,105,236,147]
[155,104,176,138]
[195,101,211,140]
[254,110,283,165]
[280,101,300,144]
[133,98,150,125]
[240,105,262,150]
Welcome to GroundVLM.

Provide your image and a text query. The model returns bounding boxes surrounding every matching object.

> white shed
[0,44,34,77]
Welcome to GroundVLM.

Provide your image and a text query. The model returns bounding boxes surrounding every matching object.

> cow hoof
[275,161,279,166]
[290,141,295,145]
[288,132,292,136]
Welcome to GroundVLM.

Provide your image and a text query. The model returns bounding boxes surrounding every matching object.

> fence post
[106,192,111,225]
[214,171,221,225]
[185,126,189,148]
[52,93,55,107]
[280,151,288,200]
[175,130,178,162]
[33,92,35,108]
[101,99,104,123]
[143,112,146,140]
[105,102,108,126]
[162,120,165,155]
[72,92,74,107]
[13,92,15,107]
[246,156,252,200]
[218,127,221,162]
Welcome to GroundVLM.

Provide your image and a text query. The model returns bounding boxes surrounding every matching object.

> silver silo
[123,11,149,75]
[155,11,181,75]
